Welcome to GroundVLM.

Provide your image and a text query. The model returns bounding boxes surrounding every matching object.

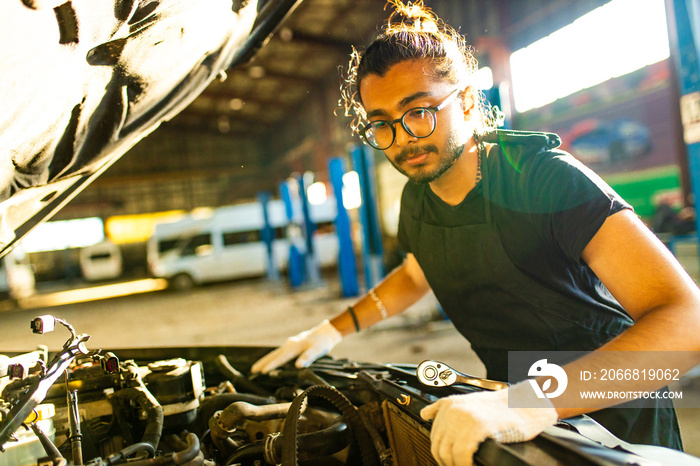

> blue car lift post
[351,145,386,290]
[667,0,700,268]
[329,157,360,297]
[296,172,322,286]
[279,179,305,288]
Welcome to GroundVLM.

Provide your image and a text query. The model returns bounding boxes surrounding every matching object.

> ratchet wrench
[416,360,509,391]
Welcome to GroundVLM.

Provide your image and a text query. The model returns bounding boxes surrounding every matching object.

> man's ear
[460,86,477,116]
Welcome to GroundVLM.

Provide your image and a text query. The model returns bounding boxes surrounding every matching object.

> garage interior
[2,0,700,462]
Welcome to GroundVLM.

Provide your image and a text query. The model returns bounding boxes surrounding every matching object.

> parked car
[148,199,338,289]
[0,247,35,301]
[563,118,652,166]
[79,240,123,282]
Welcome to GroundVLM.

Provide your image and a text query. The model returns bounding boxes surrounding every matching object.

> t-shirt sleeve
[529,151,632,262]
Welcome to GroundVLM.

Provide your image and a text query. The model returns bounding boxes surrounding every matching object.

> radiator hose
[110,361,164,453]
[208,400,295,456]
[111,433,202,466]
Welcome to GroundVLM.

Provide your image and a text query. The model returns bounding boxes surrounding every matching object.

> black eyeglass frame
[359,88,461,150]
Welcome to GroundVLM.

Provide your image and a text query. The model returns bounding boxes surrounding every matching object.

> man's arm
[582,209,700,345]
[553,208,700,417]
[331,252,432,335]
[420,209,700,466]
[251,253,431,373]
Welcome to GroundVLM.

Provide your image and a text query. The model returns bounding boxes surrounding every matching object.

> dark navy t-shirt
[396,142,685,450]
[397,143,633,320]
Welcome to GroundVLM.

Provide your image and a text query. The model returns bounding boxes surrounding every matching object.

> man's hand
[250,320,343,373]
[419,382,558,466]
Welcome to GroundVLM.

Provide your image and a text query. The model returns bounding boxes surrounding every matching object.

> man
[252,2,700,465]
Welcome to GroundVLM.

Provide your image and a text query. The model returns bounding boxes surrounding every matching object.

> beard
[387,131,465,184]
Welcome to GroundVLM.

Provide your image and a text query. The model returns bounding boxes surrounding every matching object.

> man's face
[359,59,474,184]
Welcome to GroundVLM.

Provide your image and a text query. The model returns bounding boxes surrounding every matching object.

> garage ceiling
[165,0,388,138]
[163,0,610,140]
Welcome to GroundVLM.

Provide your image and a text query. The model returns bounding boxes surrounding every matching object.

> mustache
[395,145,438,163]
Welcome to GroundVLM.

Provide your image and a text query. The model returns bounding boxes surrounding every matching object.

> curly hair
[339,1,499,135]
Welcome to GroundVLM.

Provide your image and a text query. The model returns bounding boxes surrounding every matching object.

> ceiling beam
[274,30,355,52]
[194,90,297,111]
[227,66,317,85]
[161,118,269,137]
[94,165,265,186]
[178,105,284,125]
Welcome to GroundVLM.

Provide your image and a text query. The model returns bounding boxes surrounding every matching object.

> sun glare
[510,0,670,113]
[21,218,105,253]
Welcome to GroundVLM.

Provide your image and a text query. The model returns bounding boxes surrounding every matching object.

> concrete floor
[1,274,699,457]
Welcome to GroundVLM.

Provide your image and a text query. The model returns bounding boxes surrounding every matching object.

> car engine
[0,315,696,466]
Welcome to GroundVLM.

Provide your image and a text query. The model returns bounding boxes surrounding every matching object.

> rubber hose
[224,443,264,465]
[270,420,349,462]
[197,393,276,434]
[218,401,292,427]
[209,401,293,454]
[111,387,164,451]
[106,442,156,464]
[215,355,271,396]
[179,450,204,466]
[172,435,201,465]
[116,433,200,466]
[225,421,348,465]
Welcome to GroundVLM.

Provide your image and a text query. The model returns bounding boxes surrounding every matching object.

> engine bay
[0,315,695,466]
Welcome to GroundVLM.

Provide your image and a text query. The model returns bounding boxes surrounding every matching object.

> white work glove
[251,320,343,373]
[420,382,558,466]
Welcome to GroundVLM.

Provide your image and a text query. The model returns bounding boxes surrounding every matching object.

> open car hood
[0,0,300,258]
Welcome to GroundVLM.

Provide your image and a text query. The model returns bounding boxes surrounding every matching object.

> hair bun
[386,1,439,34]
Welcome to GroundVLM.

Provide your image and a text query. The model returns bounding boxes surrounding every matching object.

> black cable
[112,433,200,466]
[30,422,63,462]
[215,355,271,396]
[106,442,156,465]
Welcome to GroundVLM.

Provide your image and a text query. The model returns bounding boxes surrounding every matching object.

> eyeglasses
[360,89,461,150]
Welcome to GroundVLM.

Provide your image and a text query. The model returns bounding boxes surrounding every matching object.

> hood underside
[0,0,300,257]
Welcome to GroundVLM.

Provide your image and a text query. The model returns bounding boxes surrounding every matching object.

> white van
[80,240,123,281]
[0,247,36,301]
[147,199,338,289]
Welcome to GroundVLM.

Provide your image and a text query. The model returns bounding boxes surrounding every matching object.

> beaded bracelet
[369,288,388,320]
[347,306,361,332]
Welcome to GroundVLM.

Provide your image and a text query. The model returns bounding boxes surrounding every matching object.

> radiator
[382,401,438,466]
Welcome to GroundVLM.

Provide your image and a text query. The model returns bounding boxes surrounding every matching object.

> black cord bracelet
[347,306,361,332]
